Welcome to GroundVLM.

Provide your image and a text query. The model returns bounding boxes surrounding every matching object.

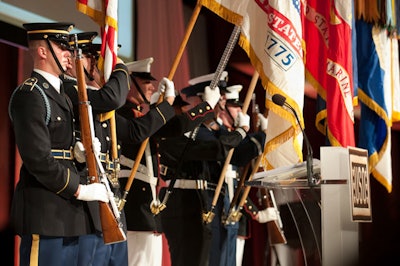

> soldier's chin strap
[132,77,150,105]
[45,39,66,74]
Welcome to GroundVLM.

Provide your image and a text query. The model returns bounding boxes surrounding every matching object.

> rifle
[73,36,126,244]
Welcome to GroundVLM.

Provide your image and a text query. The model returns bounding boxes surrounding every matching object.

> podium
[246,147,362,266]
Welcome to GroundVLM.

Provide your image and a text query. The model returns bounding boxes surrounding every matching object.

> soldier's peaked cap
[225,84,243,107]
[23,22,74,46]
[68,31,98,55]
[181,71,228,97]
[126,57,157,81]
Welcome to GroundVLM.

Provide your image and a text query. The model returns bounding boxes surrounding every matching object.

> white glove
[257,113,269,131]
[235,112,250,129]
[76,183,110,202]
[256,207,278,223]
[150,91,161,105]
[74,141,86,163]
[73,138,102,163]
[92,137,101,155]
[202,86,221,108]
[158,77,175,98]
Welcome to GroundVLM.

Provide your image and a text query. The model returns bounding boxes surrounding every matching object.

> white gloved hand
[202,86,221,108]
[74,141,86,163]
[92,137,101,155]
[73,138,101,163]
[158,77,175,98]
[256,207,278,223]
[257,113,269,131]
[76,183,110,203]
[150,91,161,105]
[235,112,250,129]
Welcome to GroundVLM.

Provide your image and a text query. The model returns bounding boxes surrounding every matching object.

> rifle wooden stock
[260,188,287,245]
[75,50,126,244]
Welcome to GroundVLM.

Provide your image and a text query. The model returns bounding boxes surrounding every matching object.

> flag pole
[118,1,203,212]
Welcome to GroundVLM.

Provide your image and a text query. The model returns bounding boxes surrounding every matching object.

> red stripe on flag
[258,2,303,57]
[106,26,117,67]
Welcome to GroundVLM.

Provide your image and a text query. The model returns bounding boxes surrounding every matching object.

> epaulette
[19,77,38,92]
[9,77,51,125]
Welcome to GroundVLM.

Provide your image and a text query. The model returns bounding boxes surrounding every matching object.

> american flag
[76,0,118,81]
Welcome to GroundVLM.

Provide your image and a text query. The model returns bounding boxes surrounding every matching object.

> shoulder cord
[9,84,51,125]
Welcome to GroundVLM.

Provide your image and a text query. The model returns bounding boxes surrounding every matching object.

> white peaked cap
[188,71,228,85]
[126,57,154,73]
[225,85,243,100]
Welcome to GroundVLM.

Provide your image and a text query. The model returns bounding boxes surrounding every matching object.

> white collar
[34,69,61,93]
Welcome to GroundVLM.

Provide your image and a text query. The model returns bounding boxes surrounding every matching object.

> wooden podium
[247,146,366,265]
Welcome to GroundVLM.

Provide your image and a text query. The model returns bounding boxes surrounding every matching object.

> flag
[303,0,330,137]
[325,0,355,147]
[200,0,305,169]
[76,0,118,81]
[356,20,399,192]
[304,1,355,147]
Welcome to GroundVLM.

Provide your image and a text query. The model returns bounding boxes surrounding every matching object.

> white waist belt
[119,169,158,186]
[166,179,208,190]
[119,155,148,175]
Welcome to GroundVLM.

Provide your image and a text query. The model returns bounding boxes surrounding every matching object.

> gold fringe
[199,0,243,26]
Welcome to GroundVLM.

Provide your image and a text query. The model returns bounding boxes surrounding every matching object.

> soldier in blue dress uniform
[9,22,110,266]
[62,31,131,266]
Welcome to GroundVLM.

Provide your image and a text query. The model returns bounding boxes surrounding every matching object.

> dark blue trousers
[20,235,79,266]
[78,233,128,266]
